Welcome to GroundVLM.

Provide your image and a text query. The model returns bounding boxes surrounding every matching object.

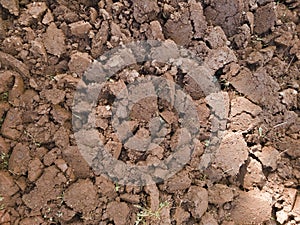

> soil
[0,0,299,225]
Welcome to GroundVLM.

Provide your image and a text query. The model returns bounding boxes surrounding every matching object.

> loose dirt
[0,0,299,225]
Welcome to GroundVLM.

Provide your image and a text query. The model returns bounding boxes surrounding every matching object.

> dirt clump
[164,4,193,46]
[0,0,19,16]
[204,0,246,36]
[43,23,66,57]
[208,184,234,206]
[22,166,66,211]
[254,3,277,34]
[64,179,98,216]
[106,201,130,225]
[185,186,208,219]
[210,132,248,178]
[0,171,19,197]
[132,0,159,24]
[231,189,272,224]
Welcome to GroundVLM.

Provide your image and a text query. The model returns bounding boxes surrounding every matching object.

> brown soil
[0,0,299,225]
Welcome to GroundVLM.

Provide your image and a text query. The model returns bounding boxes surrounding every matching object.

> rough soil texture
[0,0,299,225]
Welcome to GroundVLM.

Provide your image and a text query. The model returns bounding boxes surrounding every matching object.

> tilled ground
[0,0,299,224]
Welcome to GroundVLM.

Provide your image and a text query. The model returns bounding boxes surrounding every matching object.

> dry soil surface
[0,0,299,225]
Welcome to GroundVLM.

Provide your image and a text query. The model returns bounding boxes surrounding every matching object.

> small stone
[232,24,251,49]
[223,202,232,210]
[206,92,230,119]
[290,39,300,60]
[23,27,36,42]
[229,67,282,114]
[96,106,112,118]
[107,79,127,97]
[246,12,255,33]
[124,128,151,152]
[89,7,98,24]
[129,83,158,121]
[255,46,275,66]
[18,11,33,26]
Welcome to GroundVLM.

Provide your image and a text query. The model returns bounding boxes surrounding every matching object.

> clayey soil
[0,0,299,224]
